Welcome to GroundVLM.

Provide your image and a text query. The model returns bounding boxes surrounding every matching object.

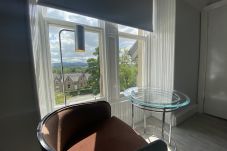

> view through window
[45,7,146,106]
[118,26,145,92]
[119,37,137,91]
[119,37,144,92]
[49,25,103,105]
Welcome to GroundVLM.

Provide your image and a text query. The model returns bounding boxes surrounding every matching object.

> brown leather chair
[37,101,167,151]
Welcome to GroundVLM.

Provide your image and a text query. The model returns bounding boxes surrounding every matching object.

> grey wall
[184,0,220,10]
[174,0,200,105]
[0,0,41,150]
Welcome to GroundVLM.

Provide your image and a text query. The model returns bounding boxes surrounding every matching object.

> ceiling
[184,0,221,10]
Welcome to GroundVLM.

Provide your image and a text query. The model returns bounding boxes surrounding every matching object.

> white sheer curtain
[29,5,54,118]
[144,0,176,91]
[143,0,176,123]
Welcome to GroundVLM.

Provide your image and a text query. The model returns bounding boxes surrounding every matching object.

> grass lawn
[55,92,72,105]
[55,88,94,105]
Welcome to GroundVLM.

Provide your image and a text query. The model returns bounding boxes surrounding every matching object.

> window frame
[44,17,107,108]
[43,8,148,108]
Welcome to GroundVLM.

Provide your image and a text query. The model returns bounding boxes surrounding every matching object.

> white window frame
[42,7,148,108]
[44,17,107,108]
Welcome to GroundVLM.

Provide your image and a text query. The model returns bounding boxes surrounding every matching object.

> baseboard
[146,104,198,126]
[149,112,172,125]
[173,104,198,126]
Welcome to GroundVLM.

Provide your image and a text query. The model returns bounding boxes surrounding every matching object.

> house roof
[128,41,138,60]
[53,73,90,82]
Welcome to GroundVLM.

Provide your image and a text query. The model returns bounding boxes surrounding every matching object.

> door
[204,3,227,119]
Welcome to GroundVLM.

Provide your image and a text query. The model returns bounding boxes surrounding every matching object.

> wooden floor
[135,114,227,151]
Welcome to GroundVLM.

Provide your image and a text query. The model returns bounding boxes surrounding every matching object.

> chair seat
[67,116,147,151]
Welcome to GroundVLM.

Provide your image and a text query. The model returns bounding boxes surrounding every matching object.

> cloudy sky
[47,8,138,64]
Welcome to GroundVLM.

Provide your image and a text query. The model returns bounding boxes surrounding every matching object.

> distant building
[53,73,89,92]
[54,75,62,92]
[64,76,75,92]
[78,73,88,88]
[128,41,138,61]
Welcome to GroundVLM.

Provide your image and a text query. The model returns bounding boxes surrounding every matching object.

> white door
[204,3,227,119]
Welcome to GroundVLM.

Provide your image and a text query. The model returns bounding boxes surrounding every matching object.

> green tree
[119,49,137,91]
[86,47,100,95]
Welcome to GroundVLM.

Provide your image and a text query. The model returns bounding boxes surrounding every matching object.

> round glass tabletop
[124,87,190,110]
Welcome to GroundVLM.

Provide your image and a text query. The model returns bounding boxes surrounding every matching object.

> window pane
[49,25,103,105]
[47,7,99,27]
[119,37,144,91]
[118,24,138,35]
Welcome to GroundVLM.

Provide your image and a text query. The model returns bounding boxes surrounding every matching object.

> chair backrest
[37,101,111,151]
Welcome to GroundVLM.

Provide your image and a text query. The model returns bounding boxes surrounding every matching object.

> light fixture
[75,25,85,52]
[58,25,85,106]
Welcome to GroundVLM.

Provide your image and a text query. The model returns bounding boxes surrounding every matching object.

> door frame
[198,0,227,113]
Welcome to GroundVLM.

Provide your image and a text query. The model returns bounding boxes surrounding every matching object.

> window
[44,6,147,107]
[48,24,104,106]
[118,37,145,92]
[119,37,137,91]
[118,29,145,93]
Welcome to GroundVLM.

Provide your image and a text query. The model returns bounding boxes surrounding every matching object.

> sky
[47,8,138,64]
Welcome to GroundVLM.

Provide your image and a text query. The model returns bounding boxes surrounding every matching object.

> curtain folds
[143,0,176,124]
[144,0,175,90]
[29,6,54,117]
[144,0,176,91]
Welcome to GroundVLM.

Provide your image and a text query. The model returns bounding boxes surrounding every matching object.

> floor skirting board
[147,104,198,126]
[173,104,198,126]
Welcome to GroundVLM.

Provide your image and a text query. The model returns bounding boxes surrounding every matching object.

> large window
[48,24,104,106]
[44,7,147,107]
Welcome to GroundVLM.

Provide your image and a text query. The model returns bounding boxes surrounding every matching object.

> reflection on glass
[49,25,102,105]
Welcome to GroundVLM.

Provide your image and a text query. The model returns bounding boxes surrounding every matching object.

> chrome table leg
[132,104,134,129]
[169,113,172,144]
[161,108,166,139]
[144,110,146,134]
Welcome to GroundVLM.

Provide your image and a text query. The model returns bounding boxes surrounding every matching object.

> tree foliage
[53,47,138,96]
[119,49,137,91]
[86,47,100,95]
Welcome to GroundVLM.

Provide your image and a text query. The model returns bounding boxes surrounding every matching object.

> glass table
[124,87,190,150]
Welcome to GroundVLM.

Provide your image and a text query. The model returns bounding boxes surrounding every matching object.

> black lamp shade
[75,25,85,52]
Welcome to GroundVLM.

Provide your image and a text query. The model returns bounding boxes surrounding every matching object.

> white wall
[0,0,41,150]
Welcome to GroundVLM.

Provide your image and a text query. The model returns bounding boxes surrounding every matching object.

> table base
[131,104,176,150]
[133,126,177,151]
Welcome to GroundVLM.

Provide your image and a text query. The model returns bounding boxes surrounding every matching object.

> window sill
[53,96,106,110]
